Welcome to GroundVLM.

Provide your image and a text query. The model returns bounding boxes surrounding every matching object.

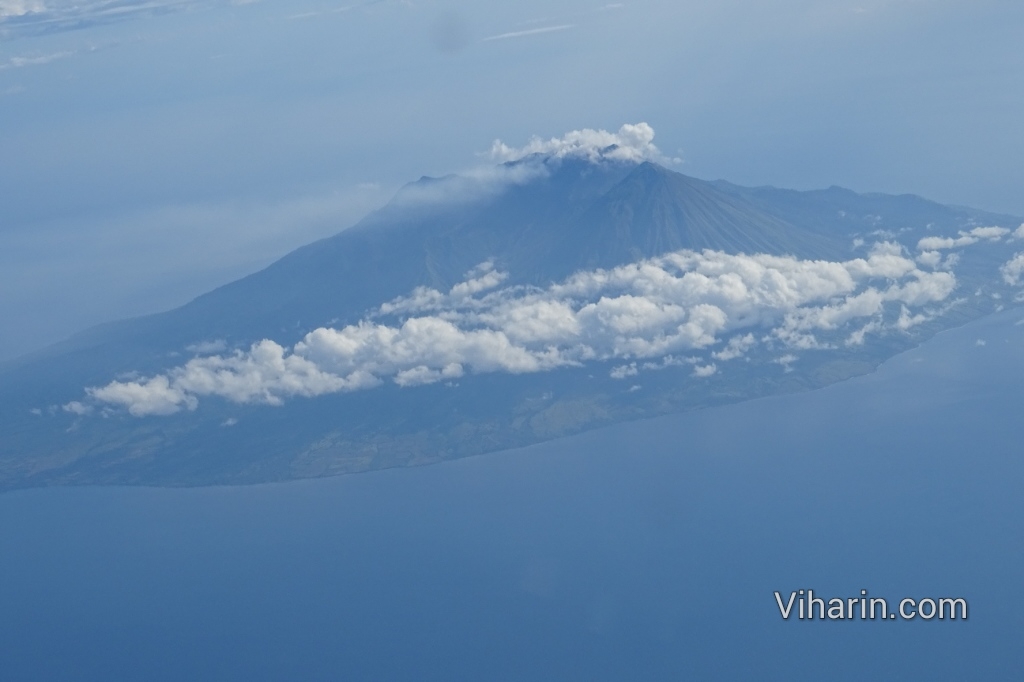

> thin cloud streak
[0,50,72,70]
[482,24,575,42]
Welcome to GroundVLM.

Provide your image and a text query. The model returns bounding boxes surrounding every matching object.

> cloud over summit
[488,123,679,166]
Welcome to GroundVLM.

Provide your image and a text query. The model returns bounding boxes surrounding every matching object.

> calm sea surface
[2,311,1023,680]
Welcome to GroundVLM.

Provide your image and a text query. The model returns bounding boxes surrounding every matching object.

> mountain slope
[0,159,849,393]
[1,157,1020,491]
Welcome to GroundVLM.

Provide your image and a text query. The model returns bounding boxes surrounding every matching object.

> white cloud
[488,122,680,166]
[62,400,92,416]
[610,363,638,379]
[186,339,227,354]
[917,225,1010,251]
[917,235,974,251]
[712,333,756,361]
[394,363,464,387]
[774,354,798,372]
[692,363,717,378]
[1014,224,1024,240]
[0,50,73,70]
[448,261,508,297]
[640,355,698,371]
[895,305,930,331]
[176,340,367,404]
[0,0,45,18]
[1001,253,1024,286]
[82,242,957,416]
[969,226,1011,240]
[88,375,196,417]
[916,250,942,268]
[846,319,882,346]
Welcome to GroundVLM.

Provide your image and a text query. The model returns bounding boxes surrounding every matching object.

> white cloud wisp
[80,243,957,417]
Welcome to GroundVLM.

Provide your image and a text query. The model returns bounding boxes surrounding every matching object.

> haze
[1,0,1022,361]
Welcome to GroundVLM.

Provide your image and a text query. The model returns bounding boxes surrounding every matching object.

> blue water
[3,311,1024,681]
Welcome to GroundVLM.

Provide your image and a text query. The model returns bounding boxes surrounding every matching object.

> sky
[1,0,1023,362]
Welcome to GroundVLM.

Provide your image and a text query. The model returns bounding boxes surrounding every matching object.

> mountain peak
[541,161,848,271]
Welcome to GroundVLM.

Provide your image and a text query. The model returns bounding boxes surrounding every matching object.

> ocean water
[2,310,1023,681]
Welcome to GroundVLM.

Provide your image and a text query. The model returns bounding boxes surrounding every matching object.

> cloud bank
[488,123,680,166]
[81,243,958,417]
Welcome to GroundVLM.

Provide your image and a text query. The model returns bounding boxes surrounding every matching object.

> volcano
[1,151,1020,491]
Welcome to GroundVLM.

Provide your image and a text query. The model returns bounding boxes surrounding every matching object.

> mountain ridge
[1,156,1020,491]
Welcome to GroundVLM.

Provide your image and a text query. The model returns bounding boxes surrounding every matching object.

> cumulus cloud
[81,243,958,417]
[917,226,1010,251]
[969,226,1011,240]
[90,340,369,416]
[609,363,638,379]
[692,363,717,378]
[1001,253,1024,286]
[916,251,942,269]
[62,400,92,416]
[488,123,680,166]
[88,375,197,417]
[712,333,756,361]
[1014,224,1024,240]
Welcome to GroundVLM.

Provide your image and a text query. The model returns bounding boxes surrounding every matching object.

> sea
[2,310,1023,680]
